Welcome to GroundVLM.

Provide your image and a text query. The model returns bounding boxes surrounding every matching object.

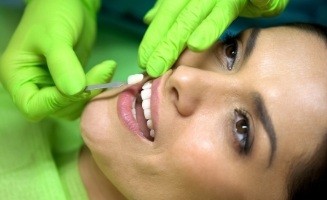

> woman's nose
[167,66,230,116]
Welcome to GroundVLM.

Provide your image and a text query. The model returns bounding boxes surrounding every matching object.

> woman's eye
[234,109,252,154]
[224,39,238,70]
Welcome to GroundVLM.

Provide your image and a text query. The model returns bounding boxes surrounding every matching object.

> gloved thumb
[86,60,117,92]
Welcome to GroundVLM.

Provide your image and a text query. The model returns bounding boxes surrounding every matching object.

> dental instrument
[84,74,144,92]
[84,81,126,92]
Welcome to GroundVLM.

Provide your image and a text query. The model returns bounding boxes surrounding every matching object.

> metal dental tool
[84,82,126,92]
[84,73,145,92]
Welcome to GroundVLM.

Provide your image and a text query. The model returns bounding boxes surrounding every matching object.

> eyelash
[233,109,253,154]
[221,33,239,70]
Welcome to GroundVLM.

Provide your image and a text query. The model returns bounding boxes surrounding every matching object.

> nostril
[171,86,194,117]
[173,87,179,101]
[170,87,179,102]
[167,66,202,117]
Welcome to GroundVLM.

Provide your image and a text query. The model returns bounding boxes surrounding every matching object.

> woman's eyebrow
[252,92,277,168]
[243,28,261,62]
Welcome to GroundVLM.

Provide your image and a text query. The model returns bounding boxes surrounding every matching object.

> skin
[79,26,327,200]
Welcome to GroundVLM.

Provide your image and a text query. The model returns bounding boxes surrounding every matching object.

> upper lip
[148,69,174,137]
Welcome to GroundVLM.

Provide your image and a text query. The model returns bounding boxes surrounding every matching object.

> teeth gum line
[127,74,155,140]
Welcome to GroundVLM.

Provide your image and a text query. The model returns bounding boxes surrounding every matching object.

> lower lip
[117,78,161,140]
[117,85,144,138]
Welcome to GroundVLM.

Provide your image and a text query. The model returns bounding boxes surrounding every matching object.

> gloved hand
[0,56,116,121]
[53,60,117,120]
[0,0,106,121]
[138,0,289,77]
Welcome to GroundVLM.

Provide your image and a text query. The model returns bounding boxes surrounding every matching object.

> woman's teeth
[127,74,155,140]
[127,74,144,84]
[141,81,154,138]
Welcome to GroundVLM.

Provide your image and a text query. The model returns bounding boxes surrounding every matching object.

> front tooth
[141,89,151,99]
[142,99,150,109]
[150,130,155,138]
[142,81,152,89]
[147,120,153,129]
[144,108,151,120]
[127,74,144,84]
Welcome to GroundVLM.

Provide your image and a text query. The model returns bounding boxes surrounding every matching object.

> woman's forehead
[248,25,327,82]
[250,26,327,163]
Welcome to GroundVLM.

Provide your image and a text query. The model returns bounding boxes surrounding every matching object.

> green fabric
[0,84,88,200]
[0,5,142,198]
[57,151,88,200]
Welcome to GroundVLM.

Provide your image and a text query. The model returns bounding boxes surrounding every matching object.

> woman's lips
[117,84,144,139]
[117,76,162,142]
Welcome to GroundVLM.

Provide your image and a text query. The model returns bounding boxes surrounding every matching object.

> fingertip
[146,62,166,78]
[147,69,161,78]
[137,56,146,69]
[138,46,150,69]
[101,60,117,75]
[86,60,117,85]
[143,8,156,24]
[101,60,117,74]
[46,46,87,96]
[102,60,117,68]
[59,76,86,96]
[146,50,177,77]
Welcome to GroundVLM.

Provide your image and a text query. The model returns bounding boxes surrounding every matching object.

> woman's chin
[80,90,118,148]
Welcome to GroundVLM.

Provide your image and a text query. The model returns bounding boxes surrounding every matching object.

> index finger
[44,44,86,96]
[138,0,189,68]
[145,0,216,76]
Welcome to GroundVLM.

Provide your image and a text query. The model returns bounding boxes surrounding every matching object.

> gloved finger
[138,0,189,69]
[13,82,87,121]
[188,0,246,50]
[145,0,215,77]
[74,15,97,66]
[143,0,164,24]
[249,0,271,8]
[0,49,85,121]
[52,100,86,120]
[45,43,86,96]
[85,60,117,93]
[53,60,117,120]
[241,0,289,17]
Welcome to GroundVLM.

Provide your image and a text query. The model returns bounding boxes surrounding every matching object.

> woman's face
[81,26,327,200]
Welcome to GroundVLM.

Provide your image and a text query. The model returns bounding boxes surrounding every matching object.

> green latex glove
[138,0,289,77]
[0,0,108,121]
[0,56,116,121]
[53,60,117,120]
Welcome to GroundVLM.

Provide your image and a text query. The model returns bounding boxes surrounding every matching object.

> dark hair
[285,22,327,46]
[284,23,327,200]
[287,133,327,200]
